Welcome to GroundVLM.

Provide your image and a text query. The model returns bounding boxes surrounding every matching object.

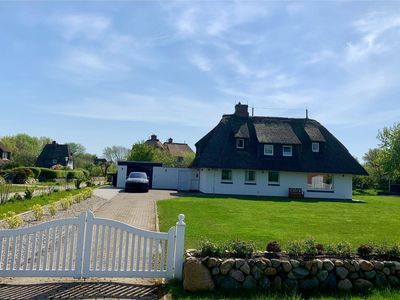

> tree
[377,123,400,183]
[0,134,51,166]
[67,143,86,156]
[127,142,157,161]
[103,145,129,163]
[181,152,196,168]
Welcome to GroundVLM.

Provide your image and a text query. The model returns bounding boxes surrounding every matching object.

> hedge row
[0,167,89,183]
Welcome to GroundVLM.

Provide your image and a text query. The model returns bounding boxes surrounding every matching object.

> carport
[116,161,162,189]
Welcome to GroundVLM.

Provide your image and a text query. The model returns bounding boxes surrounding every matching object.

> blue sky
[1,1,400,160]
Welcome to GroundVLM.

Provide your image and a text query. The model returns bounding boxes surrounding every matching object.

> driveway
[94,188,179,231]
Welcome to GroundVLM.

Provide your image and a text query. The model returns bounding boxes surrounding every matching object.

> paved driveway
[94,188,179,231]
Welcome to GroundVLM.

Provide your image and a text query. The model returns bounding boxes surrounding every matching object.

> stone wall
[183,256,400,292]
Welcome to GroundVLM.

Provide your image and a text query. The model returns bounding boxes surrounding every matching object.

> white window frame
[244,170,256,184]
[282,145,293,157]
[221,169,233,183]
[268,171,280,185]
[307,173,334,192]
[312,142,319,152]
[2,152,7,160]
[236,139,244,149]
[264,144,274,156]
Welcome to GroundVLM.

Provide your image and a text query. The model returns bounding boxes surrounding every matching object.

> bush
[28,167,41,179]
[60,197,73,210]
[12,168,34,184]
[287,241,303,258]
[38,168,59,181]
[316,243,325,255]
[31,204,44,221]
[48,202,58,216]
[332,242,353,258]
[73,194,83,203]
[24,188,34,199]
[199,240,223,257]
[357,243,374,258]
[3,211,23,228]
[226,240,255,258]
[266,240,281,253]
[303,238,318,257]
[11,193,23,201]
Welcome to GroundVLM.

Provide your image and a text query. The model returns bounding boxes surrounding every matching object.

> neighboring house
[192,103,367,199]
[0,142,11,165]
[35,141,74,169]
[145,134,194,163]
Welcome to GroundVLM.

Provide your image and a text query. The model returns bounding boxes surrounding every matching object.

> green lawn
[157,194,400,249]
[0,188,92,218]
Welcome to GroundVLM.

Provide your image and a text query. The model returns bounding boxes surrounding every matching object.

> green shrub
[28,167,41,179]
[24,188,34,199]
[199,240,224,257]
[31,204,44,221]
[3,211,23,228]
[226,240,255,258]
[12,168,34,183]
[48,202,58,216]
[266,240,281,253]
[333,242,353,258]
[357,243,374,258]
[287,241,303,258]
[12,193,23,201]
[303,238,318,257]
[38,168,58,181]
[73,194,83,203]
[60,197,73,210]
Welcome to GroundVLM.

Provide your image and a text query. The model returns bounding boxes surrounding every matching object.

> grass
[167,280,400,299]
[0,187,93,218]
[157,194,400,249]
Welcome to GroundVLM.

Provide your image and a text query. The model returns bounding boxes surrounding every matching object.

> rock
[353,260,360,272]
[290,259,300,268]
[393,261,400,271]
[272,276,282,290]
[338,279,353,291]
[235,258,245,269]
[344,261,356,272]
[292,267,309,279]
[271,259,281,268]
[336,267,349,279]
[216,276,241,290]
[364,270,376,280]
[315,259,323,269]
[388,275,400,287]
[220,259,235,275]
[282,261,292,272]
[311,265,319,275]
[373,261,384,270]
[283,279,298,291]
[349,272,359,280]
[259,277,270,289]
[320,272,337,290]
[375,271,387,287]
[383,267,391,276]
[211,267,220,275]
[335,260,344,267]
[183,259,215,291]
[323,259,334,271]
[240,262,251,275]
[384,261,394,267]
[243,275,257,289]
[304,260,313,270]
[359,260,374,272]
[255,258,268,270]
[230,270,245,282]
[299,277,319,290]
[265,267,277,276]
[317,270,329,282]
[251,266,263,280]
[354,278,373,290]
[207,257,218,268]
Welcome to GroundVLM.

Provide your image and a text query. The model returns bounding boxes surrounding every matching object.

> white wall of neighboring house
[117,165,128,188]
[152,167,199,191]
[198,169,353,199]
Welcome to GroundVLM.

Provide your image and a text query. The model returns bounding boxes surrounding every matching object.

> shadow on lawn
[167,192,366,204]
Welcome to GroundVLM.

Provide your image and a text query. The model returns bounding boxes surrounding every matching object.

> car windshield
[129,172,147,179]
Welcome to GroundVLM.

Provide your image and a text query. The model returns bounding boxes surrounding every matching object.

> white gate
[0,211,185,280]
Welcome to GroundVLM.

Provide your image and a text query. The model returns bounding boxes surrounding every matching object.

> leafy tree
[127,142,157,161]
[181,151,196,168]
[67,143,86,156]
[377,123,400,183]
[103,145,129,163]
[0,134,51,166]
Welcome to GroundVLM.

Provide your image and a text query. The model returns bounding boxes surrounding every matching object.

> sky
[1,1,400,161]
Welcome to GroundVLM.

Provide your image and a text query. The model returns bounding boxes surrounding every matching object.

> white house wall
[198,169,353,199]
[152,167,199,191]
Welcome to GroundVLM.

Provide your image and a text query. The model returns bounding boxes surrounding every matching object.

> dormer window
[312,142,320,153]
[282,145,293,157]
[264,144,274,156]
[236,139,244,149]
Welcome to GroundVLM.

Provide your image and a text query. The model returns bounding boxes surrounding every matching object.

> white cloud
[56,14,110,41]
[189,53,212,72]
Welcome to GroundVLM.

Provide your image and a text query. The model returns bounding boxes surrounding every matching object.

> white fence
[152,167,199,191]
[0,211,185,280]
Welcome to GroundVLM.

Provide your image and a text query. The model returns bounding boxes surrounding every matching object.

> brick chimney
[234,102,249,117]
[150,134,157,141]
[167,138,173,143]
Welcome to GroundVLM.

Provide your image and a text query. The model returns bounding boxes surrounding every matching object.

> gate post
[82,211,94,278]
[174,214,185,280]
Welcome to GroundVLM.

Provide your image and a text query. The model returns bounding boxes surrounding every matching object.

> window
[245,170,256,184]
[268,171,280,185]
[264,144,274,156]
[221,169,232,183]
[282,145,293,157]
[307,173,333,191]
[236,139,244,149]
[52,159,58,164]
[2,152,7,160]
[312,142,319,153]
